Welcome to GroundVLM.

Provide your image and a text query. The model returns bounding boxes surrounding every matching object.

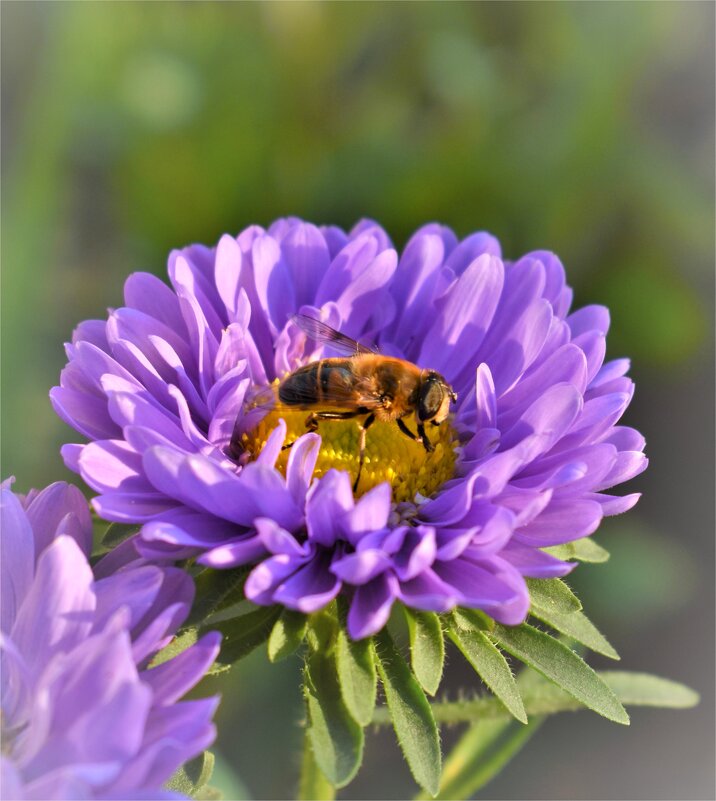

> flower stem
[418,717,545,800]
[298,728,335,801]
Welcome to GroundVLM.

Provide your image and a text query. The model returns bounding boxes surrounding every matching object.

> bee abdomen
[278,361,355,407]
[279,363,320,405]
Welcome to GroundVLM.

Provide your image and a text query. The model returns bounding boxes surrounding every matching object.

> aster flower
[0,481,220,800]
[51,218,646,639]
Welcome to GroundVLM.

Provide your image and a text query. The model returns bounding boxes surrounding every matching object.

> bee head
[418,372,458,425]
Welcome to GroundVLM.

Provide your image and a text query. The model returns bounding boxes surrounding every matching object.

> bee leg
[354,413,376,493]
[417,423,435,453]
[397,418,421,444]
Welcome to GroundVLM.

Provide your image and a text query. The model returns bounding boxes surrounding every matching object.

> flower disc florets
[52,218,646,639]
[0,481,219,799]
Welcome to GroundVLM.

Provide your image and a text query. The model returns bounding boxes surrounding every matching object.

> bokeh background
[2,2,714,799]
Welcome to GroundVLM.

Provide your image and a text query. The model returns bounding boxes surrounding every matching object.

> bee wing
[291,314,375,356]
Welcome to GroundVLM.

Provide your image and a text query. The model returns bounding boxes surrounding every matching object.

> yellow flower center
[241,394,458,503]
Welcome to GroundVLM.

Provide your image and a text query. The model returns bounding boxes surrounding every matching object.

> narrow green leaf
[304,653,364,788]
[530,605,620,660]
[405,610,445,696]
[544,538,610,563]
[493,624,629,724]
[374,670,699,726]
[373,629,441,796]
[101,522,139,550]
[306,607,339,653]
[212,605,282,670]
[185,567,251,628]
[297,730,336,801]
[268,610,307,662]
[450,607,494,632]
[418,719,510,800]
[598,671,700,708]
[448,628,527,724]
[166,751,215,797]
[335,628,377,727]
[527,578,582,613]
[150,627,198,668]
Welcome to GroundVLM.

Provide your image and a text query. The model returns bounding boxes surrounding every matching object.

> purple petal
[419,254,504,382]
[341,483,392,544]
[330,550,392,585]
[255,517,307,557]
[567,304,610,338]
[245,554,307,606]
[588,492,641,516]
[593,451,648,491]
[444,231,502,275]
[501,544,576,578]
[435,556,529,625]
[347,572,398,639]
[396,569,458,612]
[93,492,179,523]
[252,234,295,334]
[515,498,603,546]
[78,440,151,495]
[142,446,301,531]
[143,631,221,705]
[272,550,342,613]
[282,223,331,308]
[285,433,321,506]
[305,470,354,546]
[11,537,95,684]
[0,490,35,634]
[124,272,187,336]
[500,383,582,454]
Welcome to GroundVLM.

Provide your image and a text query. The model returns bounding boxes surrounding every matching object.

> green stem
[297,727,336,801]
[423,717,545,800]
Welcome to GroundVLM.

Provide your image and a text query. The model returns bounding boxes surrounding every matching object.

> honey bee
[270,314,458,491]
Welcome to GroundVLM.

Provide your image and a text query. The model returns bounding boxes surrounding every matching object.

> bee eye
[418,378,444,421]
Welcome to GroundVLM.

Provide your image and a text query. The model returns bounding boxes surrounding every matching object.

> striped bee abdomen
[278,359,356,407]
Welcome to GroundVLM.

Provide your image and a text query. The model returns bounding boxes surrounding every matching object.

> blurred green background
[2,3,713,799]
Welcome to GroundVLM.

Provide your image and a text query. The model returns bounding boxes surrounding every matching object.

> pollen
[240,404,459,502]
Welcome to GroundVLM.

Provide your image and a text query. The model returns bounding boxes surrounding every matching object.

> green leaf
[150,627,199,668]
[544,538,610,563]
[527,578,582,614]
[530,605,620,660]
[304,652,364,788]
[298,731,336,801]
[306,607,339,653]
[212,605,282,670]
[597,671,700,709]
[450,606,494,632]
[373,629,441,796]
[101,522,139,550]
[335,628,377,727]
[492,624,629,724]
[268,610,307,662]
[185,567,251,628]
[166,751,215,798]
[373,670,699,727]
[405,610,445,696]
[448,628,527,724]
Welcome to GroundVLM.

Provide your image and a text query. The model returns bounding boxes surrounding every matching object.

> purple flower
[52,218,646,639]
[0,481,220,800]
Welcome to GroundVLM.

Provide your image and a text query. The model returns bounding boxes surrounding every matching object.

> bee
[271,314,457,492]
